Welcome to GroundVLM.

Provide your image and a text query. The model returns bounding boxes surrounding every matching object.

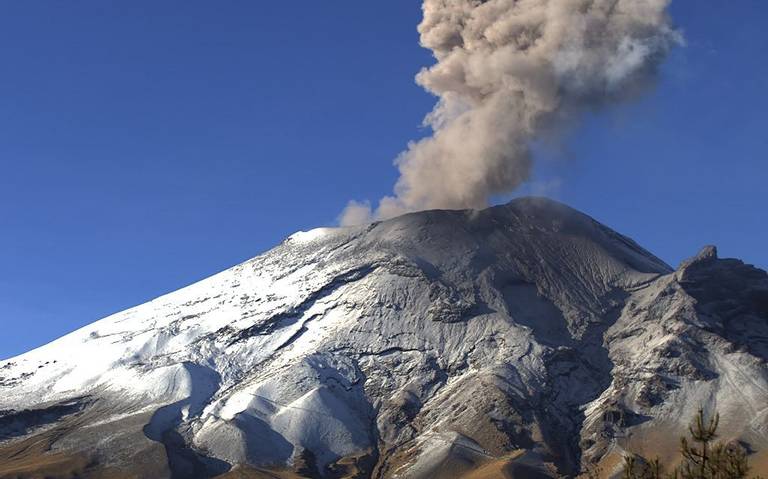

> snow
[288,228,335,244]
[1,198,765,477]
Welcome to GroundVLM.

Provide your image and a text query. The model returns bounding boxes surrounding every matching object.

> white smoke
[340,0,681,226]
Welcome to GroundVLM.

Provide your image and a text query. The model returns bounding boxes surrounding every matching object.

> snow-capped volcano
[1,198,766,478]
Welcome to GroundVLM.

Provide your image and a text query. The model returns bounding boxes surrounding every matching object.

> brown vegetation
[0,428,131,479]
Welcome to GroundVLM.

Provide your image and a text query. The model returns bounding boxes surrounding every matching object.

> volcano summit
[1,198,766,478]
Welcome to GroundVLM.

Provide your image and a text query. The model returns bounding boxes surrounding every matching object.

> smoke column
[340,0,681,226]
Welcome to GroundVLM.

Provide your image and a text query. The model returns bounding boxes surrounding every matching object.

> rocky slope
[0,197,766,478]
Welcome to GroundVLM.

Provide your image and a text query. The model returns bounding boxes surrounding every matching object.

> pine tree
[709,443,750,479]
[622,455,668,479]
[680,409,720,479]
[619,407,759,479]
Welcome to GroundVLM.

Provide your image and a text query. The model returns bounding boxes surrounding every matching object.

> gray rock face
[0,197,766,478]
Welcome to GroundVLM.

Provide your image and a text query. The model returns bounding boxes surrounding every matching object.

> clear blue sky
[1,2,766,360]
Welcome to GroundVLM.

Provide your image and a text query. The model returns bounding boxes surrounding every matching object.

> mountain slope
[1,197,765,478]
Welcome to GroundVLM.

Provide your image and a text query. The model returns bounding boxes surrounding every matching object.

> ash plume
[341,0,681,226]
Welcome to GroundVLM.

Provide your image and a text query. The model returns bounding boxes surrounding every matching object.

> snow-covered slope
[0,198,766,478]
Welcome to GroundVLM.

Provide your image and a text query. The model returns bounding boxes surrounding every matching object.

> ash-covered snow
[1,198,766,478]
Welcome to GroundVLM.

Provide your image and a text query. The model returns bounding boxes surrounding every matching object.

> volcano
[1,198,766,478]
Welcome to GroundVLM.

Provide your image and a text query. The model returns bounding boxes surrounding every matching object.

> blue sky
[1,1,766,359]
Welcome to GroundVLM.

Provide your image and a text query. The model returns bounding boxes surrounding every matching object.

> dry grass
[214,464,306,479]
[0,401,152,479]
[0,430,132,479]
[748,450,768,476]
[460,451,525,479]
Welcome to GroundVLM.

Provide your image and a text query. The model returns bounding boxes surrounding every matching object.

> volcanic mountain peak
[1,198,766,478]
